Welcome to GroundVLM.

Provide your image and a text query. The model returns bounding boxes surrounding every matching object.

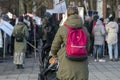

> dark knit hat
[109,16,114,21]
[93,14,99,20]
[67,7,78,16]
[18,16,24,22]
[2,14,9,21]
[99,18,104,22]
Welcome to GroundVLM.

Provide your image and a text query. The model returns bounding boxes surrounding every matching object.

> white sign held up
[0,19,14,36]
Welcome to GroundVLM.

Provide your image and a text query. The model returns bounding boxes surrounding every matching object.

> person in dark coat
[0,16,3,61]
[117,18,120,57]
[89,15,99,56]
[10,15,17,56]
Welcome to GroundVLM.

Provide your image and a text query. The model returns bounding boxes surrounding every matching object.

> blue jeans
[108,43,118,60]
[93,45,103,59]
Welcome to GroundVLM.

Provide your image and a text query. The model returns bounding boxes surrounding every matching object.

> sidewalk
[89,56,120,80]
[0,56,39,80]
[0,55,120,80]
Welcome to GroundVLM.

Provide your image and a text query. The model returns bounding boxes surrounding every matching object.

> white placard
[46,0,67,14]
[78,7,84,23]
[97,0,103,18]
[0,19,14,36]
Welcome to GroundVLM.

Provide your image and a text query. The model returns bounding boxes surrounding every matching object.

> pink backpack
[64,24,88,61]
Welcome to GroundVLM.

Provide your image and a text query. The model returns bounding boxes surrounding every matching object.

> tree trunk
[89,0,94,10]
[25,0,33,13]
[19,0,25,15]
[107,0,117,18]
[116,0,120,18]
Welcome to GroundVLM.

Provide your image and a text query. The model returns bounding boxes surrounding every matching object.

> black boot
[19,65,24,69]
[16,64,20,69]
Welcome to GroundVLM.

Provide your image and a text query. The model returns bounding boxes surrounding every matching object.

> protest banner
[0,19,14,36]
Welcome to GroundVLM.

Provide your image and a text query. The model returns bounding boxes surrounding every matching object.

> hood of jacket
[107,21,117,29]
[96,19,103,25]
[16,22,24,29]
[64,14,83,28]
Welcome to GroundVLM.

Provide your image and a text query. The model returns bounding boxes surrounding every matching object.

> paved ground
[88,56,120,80]
[0,55,120,80]
[0,56,39,80]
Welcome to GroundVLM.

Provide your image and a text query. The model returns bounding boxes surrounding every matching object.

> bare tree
[24,0,33,13]
[19,0,25,15]
[87,0,96,11]
[107,0,120,18]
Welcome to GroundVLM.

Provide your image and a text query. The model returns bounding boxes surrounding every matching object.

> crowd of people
[84,13,120,62]
[0,12,60,69]
[49,7,120,80]
[0,6,120,80]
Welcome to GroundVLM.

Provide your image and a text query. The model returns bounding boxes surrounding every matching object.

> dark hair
[67,7,78,16]
[18,16,24,22]
[99,18,104,22]
[93,15,99,20]
[109,16,114,21]
[117,18,120,23]
[2,14,9,21]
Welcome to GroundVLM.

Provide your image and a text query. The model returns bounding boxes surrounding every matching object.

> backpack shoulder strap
[64,24,72,29]
[15,25,25,37]
[64,24,82,30]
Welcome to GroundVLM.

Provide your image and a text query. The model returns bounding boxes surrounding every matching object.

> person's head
[67,7,78,16]
[18,15,24,22]
[117,18,120,23]
[109,16,114,21]
[32,19,37,24]
[99,18,104,22]
[2,14,9,21]
[93,14,99,20]
[12,15,16,19]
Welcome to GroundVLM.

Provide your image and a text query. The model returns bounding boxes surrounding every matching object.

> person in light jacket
[106,16,119,61]
[92,19,106,62]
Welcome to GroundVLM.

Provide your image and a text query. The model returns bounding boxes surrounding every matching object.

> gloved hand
[49,57,57,64]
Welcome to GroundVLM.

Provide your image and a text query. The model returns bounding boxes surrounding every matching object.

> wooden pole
[103,0,107,18]
[3,33,6,58]
[33,22,37,59]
